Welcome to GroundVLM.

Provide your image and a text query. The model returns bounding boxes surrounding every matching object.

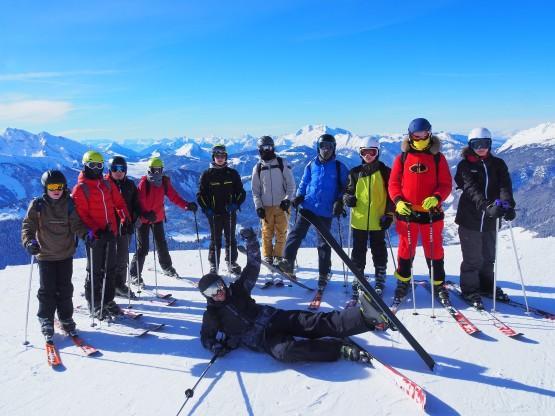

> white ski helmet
[467,127,492,141]
[359,136,380,156]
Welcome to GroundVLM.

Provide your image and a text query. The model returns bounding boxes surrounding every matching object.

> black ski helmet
[257,135,274,149]
[109,155,127,172]
[317,133,336,146]
[198,272,227,298]
[41,170,67,192]
[211,144,227,161]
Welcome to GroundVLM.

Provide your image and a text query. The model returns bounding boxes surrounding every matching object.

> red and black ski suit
[388,136,452,283]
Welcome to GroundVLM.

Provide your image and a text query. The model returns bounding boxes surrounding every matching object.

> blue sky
[0,0,553,141]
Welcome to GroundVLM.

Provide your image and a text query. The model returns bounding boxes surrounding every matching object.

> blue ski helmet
[408,118,432,135]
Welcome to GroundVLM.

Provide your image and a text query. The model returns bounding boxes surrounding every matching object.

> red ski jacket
[72,172,130,236]
[388,135,452,213]
[137,176,191,224]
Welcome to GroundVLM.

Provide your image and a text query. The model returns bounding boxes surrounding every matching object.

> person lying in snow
[198,227,387,363]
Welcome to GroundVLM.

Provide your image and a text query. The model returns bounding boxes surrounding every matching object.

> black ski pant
[114,233,131,288]
[208,212,238,268]
[459,225,496,296]
[350,228,387,275]
[84,236,117,308]
[37,257,74,322]
[130,221,173,278]
[263,306,370,362]
[283,211,332,276]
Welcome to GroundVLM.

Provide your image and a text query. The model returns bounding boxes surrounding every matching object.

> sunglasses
[360,148,378,157]
[410,132,430,141]
[111,164,126,173]
[46,183,65,192]
[260,145,273,151]
[202,280,225,297]
[85,161,104,169]
[469,138,492,150]
[149,167,163,174]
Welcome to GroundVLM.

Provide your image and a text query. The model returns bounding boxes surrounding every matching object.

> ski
[300,209,435,370]
[139,289,173,299]
[75,306,165,336]
[444,282,523,338]
[482,296,555,320]
[120,307,143,319]
[346,337,426,410]
[46,341,62,367]
[416,280,480,336]
[237,245,315,291]
[54,320,100,356]
[308,289,324,310]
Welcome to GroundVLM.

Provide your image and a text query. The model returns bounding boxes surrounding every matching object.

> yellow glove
[422,196,439,211]
[395,200,412,216]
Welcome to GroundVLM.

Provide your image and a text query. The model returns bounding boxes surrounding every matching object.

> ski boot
[161,266,180,278]
[483,287,510,302]
[437,283,451,306]
[317,273,331,291]
[340,343,371,363]
[374,266,386,297]
[104,300,123,318]
[228,261,242,276]
[272,256,283,267]
[131,274,145,288]
[39,317,54,341]
[273,276,284,287]
[276,258,294,275]
[115,284,137,299]
[463,293,484,310]
[358,289,389,329]
[263,256,273,265]
[59,318,77,336]
[393,280,410,304]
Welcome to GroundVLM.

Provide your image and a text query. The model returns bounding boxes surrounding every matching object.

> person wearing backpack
[129,156,198,283]
[388,118,452,305]
[72,150,131,319]
[197,144,246,275]
[105,156,141,298]
[21,170,88,340]
[276,134,349,289]
[343,137,394,298]
[251,136,296,282]
[455,127,515,309]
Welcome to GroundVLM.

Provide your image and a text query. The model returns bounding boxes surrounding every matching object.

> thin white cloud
[0,100,73,123]
[0,70,117,82]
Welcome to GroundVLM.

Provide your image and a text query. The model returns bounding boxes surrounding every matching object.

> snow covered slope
[1,229,553,416]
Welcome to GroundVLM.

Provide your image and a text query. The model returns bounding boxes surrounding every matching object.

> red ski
[46,341,62,367]
[54,320,100,356]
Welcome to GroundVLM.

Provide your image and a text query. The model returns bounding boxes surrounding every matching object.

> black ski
[300,209,435,370]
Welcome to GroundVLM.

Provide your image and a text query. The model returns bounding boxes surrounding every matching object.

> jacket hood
[401,134,441,154]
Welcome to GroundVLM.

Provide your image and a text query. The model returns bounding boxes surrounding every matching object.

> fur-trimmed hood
[400,134,441,154]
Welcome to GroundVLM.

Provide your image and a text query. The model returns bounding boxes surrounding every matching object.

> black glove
[143,211,157,222]
[210,341,229,357]
[485,203,505,219]
[292,195,304,209]
[120,221,132,235]
[85,230,97,248]
[25,240,40,255]
[187,202,198,213]
[256,207,266,219]
[239,227,257,241]
[380,214,393,230]
[343,194,357,208]
[333,200,345,217]
[279,199,291,212]
[504,207,516,221]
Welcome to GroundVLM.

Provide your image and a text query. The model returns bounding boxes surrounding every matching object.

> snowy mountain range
[0,122,553,268]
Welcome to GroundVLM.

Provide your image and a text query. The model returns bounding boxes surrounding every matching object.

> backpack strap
[277,156,284,173]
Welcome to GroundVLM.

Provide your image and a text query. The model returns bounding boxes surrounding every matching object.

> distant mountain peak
[499,122,555,152]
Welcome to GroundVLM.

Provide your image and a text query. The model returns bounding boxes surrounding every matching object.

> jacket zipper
[97,181,110,226]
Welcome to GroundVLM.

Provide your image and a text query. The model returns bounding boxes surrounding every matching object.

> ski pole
[337,216,348,291]
[99,240,110,325]
[126,233,132,308]
[89,244,96,327]
[507,220,530,314]
[347,209,353,290]
[228,210,233,276]
[385,230,398,271]
[406,218,418,316]
[428,213,436,319]
[210,215,220,273]
[492,217,500,313]
[193,211,205,276]
[134,229,142,299]
[175,352,220,415]
[23,255,35,345]
[151,224,159,297]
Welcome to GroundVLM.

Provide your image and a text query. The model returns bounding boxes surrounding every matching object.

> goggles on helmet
[469,138,492,150]
[202,280,225,297]
[260,144,273,152]
[149,167,163,174]
[111,164,126,173]
[319,141,334,150]
[46,183,65,192]
[360,148,378,157]
[410,131,430,141]
[85,161,104,170]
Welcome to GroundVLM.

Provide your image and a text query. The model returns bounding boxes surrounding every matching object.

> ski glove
[279,199,291,212]
[256,207,266,219]
[142,211,157,223]
[25,240,40,255]
[421,196,439,211]
[380,214,394,230]
[225,203,239,214]
[186,202,198,213]
[343,194,357,208]
[210,341,230,357]
[85,230,97,248]
[333,200,346,217]
[485,203,505,219]
[504,207,516,221]
[395,200,412,216]
[120,220,132,235]
[239,227,257,241]
[292,195,304,209]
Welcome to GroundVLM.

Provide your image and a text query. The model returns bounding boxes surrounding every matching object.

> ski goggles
[85,161,104,170]
[213,151,227,158]
[149,167,163,174]
[46,183,65,192]
[410,131,430,141]
[202,280,225,297]
[260,144,273,151]
[318,141,335,150]
[110,164,126,173]
[469,138,492,150]
[360,148,378,157]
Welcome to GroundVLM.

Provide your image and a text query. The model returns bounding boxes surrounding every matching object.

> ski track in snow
[0,231,554,415]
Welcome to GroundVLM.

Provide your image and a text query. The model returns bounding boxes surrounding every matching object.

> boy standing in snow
[251,136,296,283]
[199,227,386,363]
[455,127,515,309]
[130,156,198,283]
[21,170,88,339]
[388,118,452,305]
[197,144,246,275]
[343,137,394,298]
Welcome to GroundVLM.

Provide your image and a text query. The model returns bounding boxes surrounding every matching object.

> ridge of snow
[498,122,555,152]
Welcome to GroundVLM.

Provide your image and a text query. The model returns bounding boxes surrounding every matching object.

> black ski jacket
[455,148,515,232]
[200,237,277,352]
[105,175,141,230]
[197,164,246,215]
